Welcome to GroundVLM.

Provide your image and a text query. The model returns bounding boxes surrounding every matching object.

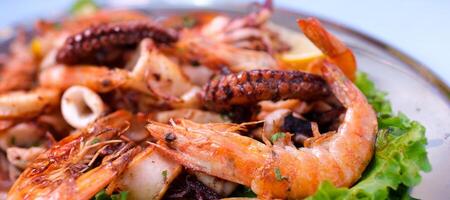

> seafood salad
[0,0,430,199]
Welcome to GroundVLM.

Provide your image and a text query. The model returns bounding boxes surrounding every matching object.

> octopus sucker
[56,20,178,65]
[202,69,331,111]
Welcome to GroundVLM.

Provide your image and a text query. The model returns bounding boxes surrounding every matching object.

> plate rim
[271,6,450,101]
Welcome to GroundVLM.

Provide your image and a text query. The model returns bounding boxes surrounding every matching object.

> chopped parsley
[93,190,128,200]
[90,138,100,145]
[182,16,197,28]
[161,170,168,181]
[274,167,287,181]
[271,132,286,143]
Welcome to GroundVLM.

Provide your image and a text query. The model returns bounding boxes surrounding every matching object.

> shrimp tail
[297,18,357,80]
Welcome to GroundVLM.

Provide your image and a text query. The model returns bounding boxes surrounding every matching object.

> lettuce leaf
[307,72,431,200]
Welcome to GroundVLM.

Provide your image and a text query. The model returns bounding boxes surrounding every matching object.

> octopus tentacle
[56,20,178,65]
[202,69,330,111]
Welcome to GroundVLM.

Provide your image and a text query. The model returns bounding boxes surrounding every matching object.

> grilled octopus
[56,20,178,66]
[202,69,330,112]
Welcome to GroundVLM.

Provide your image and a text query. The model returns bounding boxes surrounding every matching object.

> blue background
[1,0,449,85]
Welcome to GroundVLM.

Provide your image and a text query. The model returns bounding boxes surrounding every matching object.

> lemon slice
[268,23,324,71]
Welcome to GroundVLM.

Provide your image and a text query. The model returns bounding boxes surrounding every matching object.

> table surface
[1,0,449,86]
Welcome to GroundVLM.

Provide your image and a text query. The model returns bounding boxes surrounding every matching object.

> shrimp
[39,65,129,92]
[0,88,60,120]
[176,36,277,72]
[298,18,357,80]
[146,61,377,199]
[0,30,38,93]
[7,110,139,200]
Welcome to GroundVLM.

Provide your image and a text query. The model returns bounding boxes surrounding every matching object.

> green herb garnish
[93,190,109,200]
[274,167,287,181]
[182,16,197,28]
[90,138,100,145]
[161,170,168,181]
[271,132,286,143]
[93,190,128,200]
[111,191,128,200]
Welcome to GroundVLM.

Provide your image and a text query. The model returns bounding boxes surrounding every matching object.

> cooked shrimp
[298,18,357,80]
[176,36,277,72]
[39,65,129,92]
[7,110,139,200]
[0,88,60,120]
[0,31,38,92]
[147,61,377,199]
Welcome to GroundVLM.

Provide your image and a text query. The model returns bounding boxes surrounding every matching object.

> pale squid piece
[61,86,107,129]
[0,122,46,151]
[0,88,60,120]
[147,61,377,199]
[6,147,45,169]
[194,172,238,196]
[143,41,193,102]
[124,39,157,94]
[115,146,182,200]
[126,39,199,107]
